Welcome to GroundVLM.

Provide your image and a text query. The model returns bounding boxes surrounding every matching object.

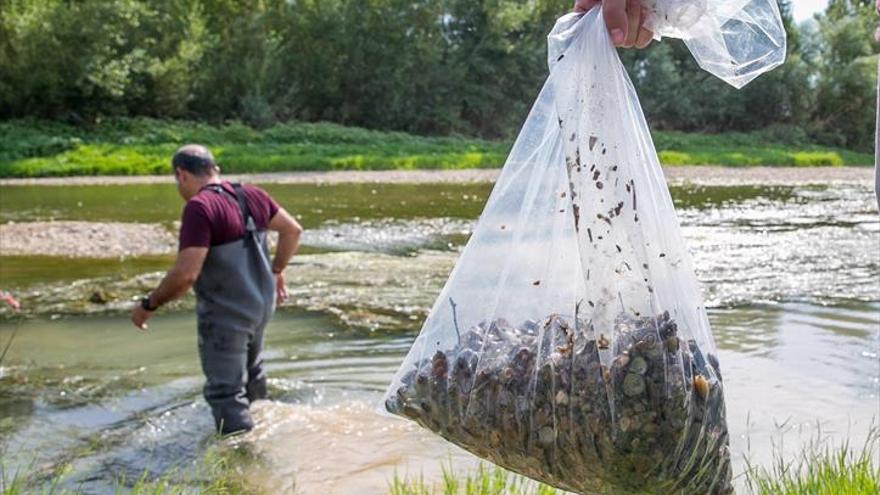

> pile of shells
[386,311,733,495]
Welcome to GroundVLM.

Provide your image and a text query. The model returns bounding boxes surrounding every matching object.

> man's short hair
[172,145,218,177]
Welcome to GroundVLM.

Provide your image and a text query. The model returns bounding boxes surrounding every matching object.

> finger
[603,0,629,46]
[635,27,653,48]
[624,0,641,48]
[574,0,600,13]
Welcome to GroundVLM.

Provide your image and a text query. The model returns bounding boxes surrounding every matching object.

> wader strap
[231,183,257,232]
[203,183,257,233]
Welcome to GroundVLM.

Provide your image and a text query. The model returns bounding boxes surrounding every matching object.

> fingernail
[611,28,624,45]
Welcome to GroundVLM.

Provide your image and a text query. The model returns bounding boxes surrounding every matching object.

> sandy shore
[0,166,874,186]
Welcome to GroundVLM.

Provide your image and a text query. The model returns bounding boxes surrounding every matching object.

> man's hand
[268,207,302,302]
[1,292,20,312]
[131,304,152,331]
[129,247,207,331]
[574,0,653,48]
[275,272,289,303]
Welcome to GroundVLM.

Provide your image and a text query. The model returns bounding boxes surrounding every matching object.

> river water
[0,180,878,494]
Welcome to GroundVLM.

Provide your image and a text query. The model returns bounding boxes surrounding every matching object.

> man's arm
[267,208,303,303]
[131,247,208,330]
[150,247,209,306]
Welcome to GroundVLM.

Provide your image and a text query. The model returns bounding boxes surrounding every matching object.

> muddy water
[0,180,878,494]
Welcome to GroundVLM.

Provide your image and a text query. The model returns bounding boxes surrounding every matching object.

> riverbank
[0,119,872,178]
[1,165,874,187]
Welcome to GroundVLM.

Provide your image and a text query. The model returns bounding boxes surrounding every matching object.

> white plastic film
[644,0,787,88]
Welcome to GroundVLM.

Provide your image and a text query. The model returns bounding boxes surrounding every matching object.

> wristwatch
[141,296,159,312]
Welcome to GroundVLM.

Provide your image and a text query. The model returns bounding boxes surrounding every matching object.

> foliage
[388,463,561,495]
[0,443,262,495]
[743,427,880,495]
[0,0,876,152]
[0,118,509,177]
[652,130,866,167]
[811,0,879,151]
[0,119,871,177]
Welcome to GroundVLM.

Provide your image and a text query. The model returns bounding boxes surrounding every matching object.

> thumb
[602,0,628,46]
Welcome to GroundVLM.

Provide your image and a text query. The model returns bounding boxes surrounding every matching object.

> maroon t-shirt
[179,182,280,250]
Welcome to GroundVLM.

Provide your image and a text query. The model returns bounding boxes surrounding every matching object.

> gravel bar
[0,221,177,258]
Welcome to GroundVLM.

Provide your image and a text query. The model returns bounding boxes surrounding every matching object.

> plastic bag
[385,4,783,494]
[644,0,787,88]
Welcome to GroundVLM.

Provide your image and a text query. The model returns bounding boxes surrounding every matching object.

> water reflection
[712,303,879,395]
[302,218,472,255]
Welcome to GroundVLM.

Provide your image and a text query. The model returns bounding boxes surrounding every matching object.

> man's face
[174,168,198,201]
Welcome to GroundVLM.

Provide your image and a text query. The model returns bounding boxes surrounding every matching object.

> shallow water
[1,180,878,494]
[0,182,795,228]
[1,303,877,493]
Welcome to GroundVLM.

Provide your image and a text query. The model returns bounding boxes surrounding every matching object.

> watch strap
[141,296,158,312]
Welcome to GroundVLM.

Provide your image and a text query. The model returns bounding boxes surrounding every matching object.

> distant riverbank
[0,119,873,178]
[1,165,874,187]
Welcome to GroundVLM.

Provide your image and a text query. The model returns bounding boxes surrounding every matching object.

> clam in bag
[385,2,785,494]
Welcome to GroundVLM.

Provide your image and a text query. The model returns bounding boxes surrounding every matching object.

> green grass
[0,119,872,178]
[0,119,507,178]
[744,427,880,495]
[653,131,869,167]
[388,463,561,495]
[388,430,880,495]
[0,444,262,495]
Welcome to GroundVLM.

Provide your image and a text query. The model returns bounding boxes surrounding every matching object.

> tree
[812,0,879,150]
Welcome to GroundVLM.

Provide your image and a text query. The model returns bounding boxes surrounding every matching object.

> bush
[0,119,871,178]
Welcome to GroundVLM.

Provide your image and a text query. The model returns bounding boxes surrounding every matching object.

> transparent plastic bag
[385,4,783,494]
[643,0,787,88]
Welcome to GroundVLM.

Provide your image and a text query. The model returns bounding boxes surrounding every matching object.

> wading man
[130,145,302,434]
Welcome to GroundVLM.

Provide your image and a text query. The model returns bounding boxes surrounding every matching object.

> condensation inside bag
[386,4,785,495]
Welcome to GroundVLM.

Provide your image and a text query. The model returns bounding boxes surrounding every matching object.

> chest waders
[195,184,275,434]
